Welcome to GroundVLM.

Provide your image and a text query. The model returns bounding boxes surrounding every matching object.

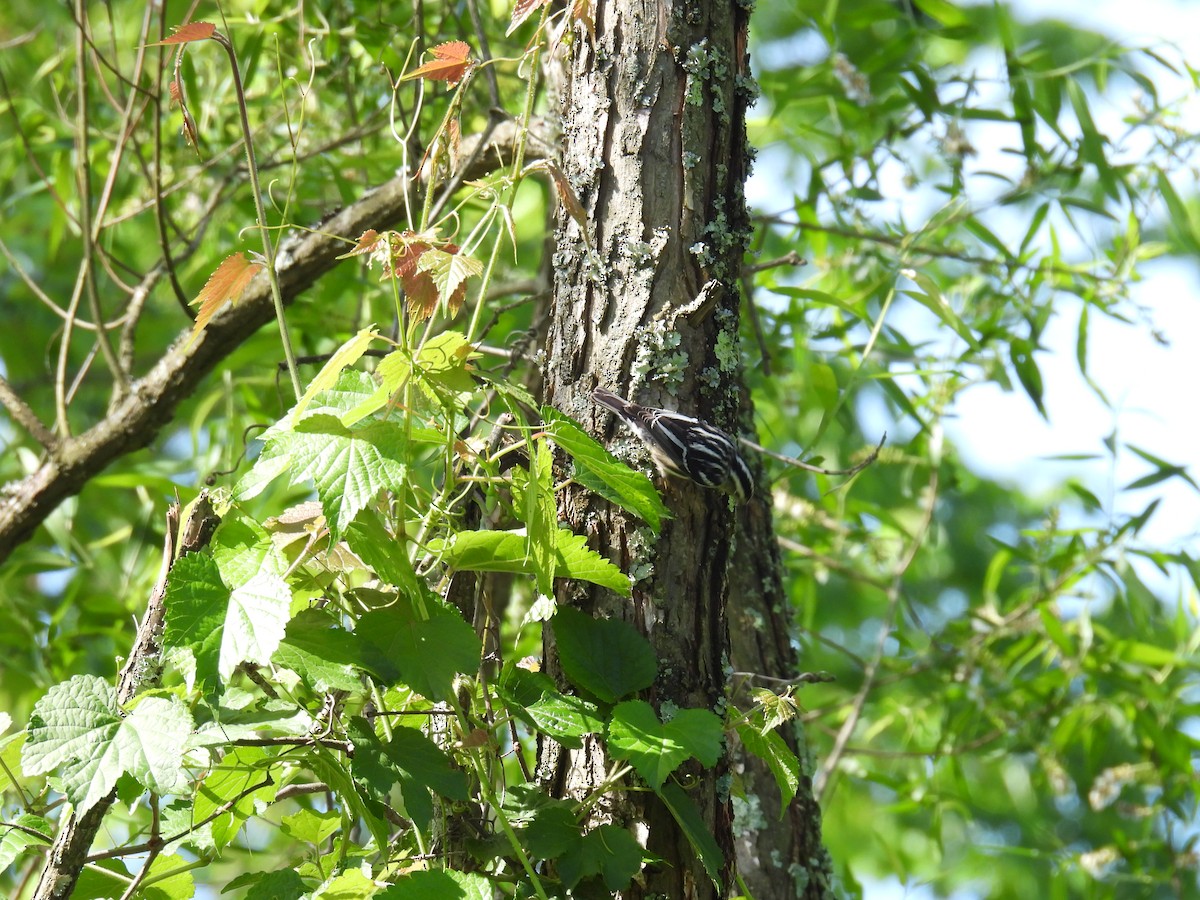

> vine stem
[214,30,303,400]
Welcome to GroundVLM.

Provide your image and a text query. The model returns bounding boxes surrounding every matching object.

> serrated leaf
[148,21,215,46]
[416,248,483,319]
[357,596,481,701]
[163,551,291,685]
[0,813,51,871]
[259,414,408,540]
[139,852,196,900]
[523,803,581,859]
[608,700,723,790]
[343,509,421,594]
[557,824,642,890]
[553,607,656,703]
[401,41,474,86]
[498,666,603,747]
[658,782,723,887]
[293,327,380,421]
[22,676,191,813]
[735,722,800,811]
[273,610,364,693]
[190,252,262,338]
[508,0,551,34]
[526,440,557,598]
[232,870,306,900]
[543,407,667,532]
[280,808,342,846]
[193,747,277,851]
[313,868,376,900]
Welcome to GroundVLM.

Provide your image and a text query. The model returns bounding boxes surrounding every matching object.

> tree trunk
[539,0,831,895]
[730,492,838,898]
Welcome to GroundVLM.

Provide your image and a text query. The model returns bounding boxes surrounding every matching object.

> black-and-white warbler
[591,388,754,502]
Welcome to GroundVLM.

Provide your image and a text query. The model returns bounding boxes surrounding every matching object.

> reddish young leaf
[148,22,216,47]
[402,41,473,86]
[508,0,551,35]
[390,235,439,320]
[337,230,384,260]
[190,253,263,338]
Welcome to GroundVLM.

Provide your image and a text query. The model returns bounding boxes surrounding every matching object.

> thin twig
[0,376,59,452]
[742,431,886,477]
[213,29,303,399]
[814,433,941,802]
[745,249,806,274]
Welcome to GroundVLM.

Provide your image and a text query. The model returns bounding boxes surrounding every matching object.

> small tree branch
[741,431,886,478]
[0,124,543,565]
[0,375,59,453]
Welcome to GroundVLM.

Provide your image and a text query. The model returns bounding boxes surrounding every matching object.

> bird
[590,388,754,502]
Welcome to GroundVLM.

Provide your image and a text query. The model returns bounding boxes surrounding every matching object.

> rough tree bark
[540,0,833,895]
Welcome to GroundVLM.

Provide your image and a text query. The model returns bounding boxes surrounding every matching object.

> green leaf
[658,782,723,887]
[437,528,630,594]
[162,548,292,685]
[543,407,668,532]
[552,607,656,703]
[551,529,631,594]
[557,824,643,890]
[607,700,723,790]
[735,722,800,811]
[902,271,980,350]
[22,675,192,813]
[357,594,481,700]
[138,852,196,900]
[162,553,230,689]
[348,718,468,835]
[259,414,409,539]
[193,746,278,850]
[0,813,51,871]
[911,0,967,26]
[313,867,377,899]
[1009,338,1046,417]
[232,870,306,900]
[280,807,342,846]
[341,349,411,427]
[294,326,380,421]
[526,439,557,598]
[498,665,604,747]
[523,803,582,859]
[416,331,478,406]
[273,609,364,693]
[377,870,493,900]
[212,516,287,588]
[305,746,390,852]
[0,729,28,798]
[343,509,422,596]
[72,859,133,900]
[416,248,484,314]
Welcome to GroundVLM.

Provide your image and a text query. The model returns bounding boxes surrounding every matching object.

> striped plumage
[590,388,754,503]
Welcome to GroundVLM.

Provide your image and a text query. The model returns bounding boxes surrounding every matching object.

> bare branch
[0,376,59,453]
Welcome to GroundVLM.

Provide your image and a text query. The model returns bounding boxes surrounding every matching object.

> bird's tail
[590,388,634,417]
